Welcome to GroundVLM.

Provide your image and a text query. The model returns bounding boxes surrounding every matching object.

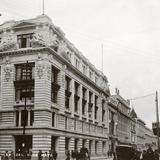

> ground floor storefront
[0,129,109,160]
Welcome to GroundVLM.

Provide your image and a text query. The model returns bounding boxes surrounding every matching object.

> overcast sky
[1,0,160,128]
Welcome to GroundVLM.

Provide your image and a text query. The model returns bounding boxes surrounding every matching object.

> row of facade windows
[16,33,101,85]
[12,62,106,122]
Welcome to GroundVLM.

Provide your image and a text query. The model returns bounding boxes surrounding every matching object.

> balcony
[14,79,34,88]
[14,99,34,107]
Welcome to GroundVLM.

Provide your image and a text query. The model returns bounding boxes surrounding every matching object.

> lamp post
[155,91,160,152]
[23,61,29,135]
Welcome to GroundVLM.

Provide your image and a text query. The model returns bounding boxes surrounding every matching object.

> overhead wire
[128,92,156,101]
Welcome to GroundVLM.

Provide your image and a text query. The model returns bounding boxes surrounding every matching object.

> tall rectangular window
[52,112,55,127]
[51,66,60,104]
[15,63,34,80]
[88,91,93,117]
[102,100,105,122]
[65,76,71,109]
[82,87,87,115]
[95,95,98,120]
[17,33,33,48]
[74,82,80,113]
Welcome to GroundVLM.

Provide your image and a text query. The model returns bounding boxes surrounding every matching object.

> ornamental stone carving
[36,53,45,79]
[58,41,71,63]
[46,65,51,80]
[4,56,12,81]
[31,27,59,48]
[31,30,47,47]
[0,31,17,52]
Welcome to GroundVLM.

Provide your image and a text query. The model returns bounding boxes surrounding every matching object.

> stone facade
[0,15,110,160]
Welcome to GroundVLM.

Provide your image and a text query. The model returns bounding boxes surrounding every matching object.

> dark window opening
[17,34,33,48]
[16,111,19,126]
[51,66,59,84]
[15,63,34,81]
[21,110,28,126]
[15,87,34,102]
[65,76,71,109]
[65,137,70,150]
[95,95,98,120]
[52,112,55,127]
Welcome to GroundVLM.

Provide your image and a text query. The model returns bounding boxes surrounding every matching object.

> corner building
[0,15,110,160]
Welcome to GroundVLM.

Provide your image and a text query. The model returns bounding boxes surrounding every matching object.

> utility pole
[155,91,160,151]
[42,0,45,15]
[101,44,103,72]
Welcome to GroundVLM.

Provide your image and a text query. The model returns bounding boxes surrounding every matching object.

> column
[77,139,82,152]
[28,110,31,126]
[57,136,65,160]
[98,97,102,126]
[69,137,75,151]
[92,93,95,123]
[58,70,65,114]
[86,89,89,122]
[91,140,95,156]
[19,110,21,126]
[70,79,75,117]
[79,84,82,120]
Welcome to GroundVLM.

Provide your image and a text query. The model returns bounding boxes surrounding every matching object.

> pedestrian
[38,150,43,160]
[113,151,117,160]
[142,150,147,160]
[154,149,159,160]
[44,152,48,160]
[4,151,9,160]
[48,150,52,160]
[146,146,154,160]
[52,149,57,160]
[10,151,14,160]
[65,149,70,160]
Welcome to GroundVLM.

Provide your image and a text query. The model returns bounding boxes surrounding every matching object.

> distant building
[107,95,118,152]
[112,89,131,145]
[0,15,110,160]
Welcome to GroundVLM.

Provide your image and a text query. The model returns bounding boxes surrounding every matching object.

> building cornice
[0,47,110,97]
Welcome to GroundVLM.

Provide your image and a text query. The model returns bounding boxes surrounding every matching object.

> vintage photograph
[0,0,160,160]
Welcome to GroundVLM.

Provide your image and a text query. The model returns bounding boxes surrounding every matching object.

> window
[16,110,34,127]
[88,91,93,117]
[74,139,78,150]
[102,141,106,154]
[52,112,55,127]
[82,87,87,115]
[17,33,33,48]
[65,76,71,109]
[16,111,19,126]
[21,110,28,126]
[15,63,34,80]
[75,58,80,69]
[30,110,34,126]
[65,116,68,130]
[51,136,58,151]
[89,71,93,79]
[95,95,98,120]
[51,66,59,84]
[82,64,87,74]
[15,87,34,102]
[102,100,105,122]
[65,137,70,150]
[51,66,60,104]
[74,82,80,113]
[95,141,98,154]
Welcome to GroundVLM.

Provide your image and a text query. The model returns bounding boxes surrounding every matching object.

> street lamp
[23,61,30,135]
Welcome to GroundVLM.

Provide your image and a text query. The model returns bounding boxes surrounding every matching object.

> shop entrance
[14,135,32,159]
